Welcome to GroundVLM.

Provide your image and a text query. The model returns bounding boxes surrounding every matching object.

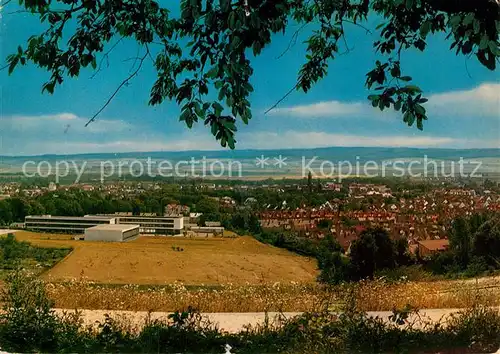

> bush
[0,233,72,271]
[1,271,499,353]
[0,270,60,352]
[464,256,490,277]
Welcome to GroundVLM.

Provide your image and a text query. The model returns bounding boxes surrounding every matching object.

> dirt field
[15,231,318,285]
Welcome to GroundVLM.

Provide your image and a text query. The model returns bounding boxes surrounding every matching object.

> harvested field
[44,277,500,313]
[14,231,500,313]
[15,231,319,285]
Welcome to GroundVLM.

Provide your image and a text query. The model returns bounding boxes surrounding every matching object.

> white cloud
[239,131,470,149]
[39,136,222,154]
[3,113,133,134]
[268,100,367,118]
[427,82,500,117]
[0,112,222,155]
[267,82,499,119]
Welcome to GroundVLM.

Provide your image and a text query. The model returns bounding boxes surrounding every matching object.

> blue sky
[0,3,499,155]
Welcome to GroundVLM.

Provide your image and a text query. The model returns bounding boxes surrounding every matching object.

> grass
[0,233,72,279]
[2,270,500,354]
[41,276,500,313]
[12,231,500,313]
[15,231,319,285]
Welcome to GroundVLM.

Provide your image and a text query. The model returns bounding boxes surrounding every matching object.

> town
[1,176,499,258]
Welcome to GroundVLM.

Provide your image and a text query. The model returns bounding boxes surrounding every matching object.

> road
[53,308,473,333]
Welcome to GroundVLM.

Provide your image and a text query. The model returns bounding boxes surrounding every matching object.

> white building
[84,224,140,242]
[25,214,184,235]
[25,215,116,234]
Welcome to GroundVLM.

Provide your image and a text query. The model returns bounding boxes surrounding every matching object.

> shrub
[0,233,72,271]
[0,271,499,353]
[0,270,60,352]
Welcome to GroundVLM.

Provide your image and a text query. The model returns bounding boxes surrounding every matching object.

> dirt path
[53,308,475,333]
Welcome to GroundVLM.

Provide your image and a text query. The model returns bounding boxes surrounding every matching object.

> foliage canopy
[5,0,500,148]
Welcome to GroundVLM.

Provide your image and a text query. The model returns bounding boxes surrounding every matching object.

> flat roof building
[25,215,116,234]
[190,226,224,237]
[96,214,184,235]
[84,224,140,242]
[25,214,184,236]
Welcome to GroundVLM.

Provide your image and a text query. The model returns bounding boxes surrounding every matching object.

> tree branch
[90,37,124,80]
[85,51,148,127]
[276,23,308,59]
[264,82,299,115]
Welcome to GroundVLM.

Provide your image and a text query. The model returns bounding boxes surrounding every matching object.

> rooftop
[26,215,115,220]
[86,224,140,232]
[417,239,450,251]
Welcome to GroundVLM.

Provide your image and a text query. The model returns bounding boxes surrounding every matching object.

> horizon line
[0,146,499,159]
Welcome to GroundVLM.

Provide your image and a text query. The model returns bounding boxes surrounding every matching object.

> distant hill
[1,147,499,163]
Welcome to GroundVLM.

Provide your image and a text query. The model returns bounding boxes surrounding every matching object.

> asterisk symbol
[256,155,269,168]
[274,155,288,168]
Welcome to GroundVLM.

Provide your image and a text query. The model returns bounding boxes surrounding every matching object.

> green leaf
[42,81,55,94]
[488,41,500,56]
[417,119,424,131]
[180,109,191,122]
[394,100,401,111]
[463,13,474,26]
[390,66,401,78]
[476,51,496,70]
[479,35,489,50]
[449,15,462,27]
[218,87,226,101]
[220,0,230,12]
[194,102,203,117]
[406,112,415,126]
[241,108,251,124]
[227,135,235,149]
[414,103,426,115]
[420,21,431,38]
[250,13,260,29]
[207,67,218,79]
[186,114,194,128]
[252,41,261,56]
[222,119,236,131]
[473,19,480,34]
[405,85,422,93]
[213,102,224,116]
[8,57,19,75]
[400,76,412,82]
[228,11,236,29]
[211,122,218,135]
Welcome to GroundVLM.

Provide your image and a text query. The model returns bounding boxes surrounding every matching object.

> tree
[471,215,500,265]
[0,201,13,226]
[194,197,219,214]
[307,171,313,194]
[349,227,396,279]
[317,218,333,230]
[197,213,207,226]
[449,216,472,267]
[4,0,499,148]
